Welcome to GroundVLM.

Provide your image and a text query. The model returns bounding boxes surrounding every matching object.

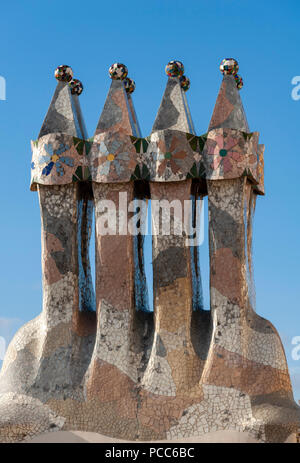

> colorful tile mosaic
[145,129,200,181]
[123,77,135,94]
[94,79,141,139]
[165,60,184,77]
[30,134,90,190]
[152,72,195,134]
[235,74,243,90]
[0,61,297,444]
[203,128,259,181]
[219,58,239,75]
[89,133,139,183]
[68,79,83,95]
[180,75,190,91]
[54,65,73,82]
[108,63,128,80]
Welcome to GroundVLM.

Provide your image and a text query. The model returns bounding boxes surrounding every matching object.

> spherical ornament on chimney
[180,75,190,92]
[219,58,239,75]
[68,79,83,95]
[165,60,184,77]
[234,74,243,90]
[123,77,135,94]
[109,63,128,80]
[54,65,73,82]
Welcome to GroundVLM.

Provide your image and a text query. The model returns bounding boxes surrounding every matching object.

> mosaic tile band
[30,129,264,189]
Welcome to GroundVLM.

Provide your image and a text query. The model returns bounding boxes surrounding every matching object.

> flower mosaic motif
[205,134,244,174]
[94,140,130,176]
[40,142,74,176]
[90,135,138,182]
[30,134,94,191]
[153,136,189,177]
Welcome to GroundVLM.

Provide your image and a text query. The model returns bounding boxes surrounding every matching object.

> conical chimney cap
[152,60,195,134]
[208,58,249,132]
[39,65,87,139]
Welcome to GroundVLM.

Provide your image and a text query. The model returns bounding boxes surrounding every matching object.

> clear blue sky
[0,0,300,400]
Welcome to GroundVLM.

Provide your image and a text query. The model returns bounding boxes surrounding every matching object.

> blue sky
[0,0,300,400]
